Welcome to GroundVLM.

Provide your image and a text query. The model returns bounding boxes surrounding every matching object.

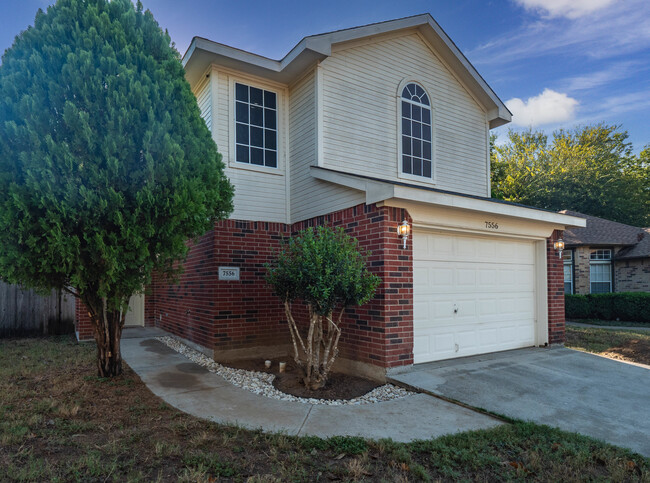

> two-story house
[75,15,585,379]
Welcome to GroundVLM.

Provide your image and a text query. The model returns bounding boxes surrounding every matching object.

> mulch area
[220,356,381,400]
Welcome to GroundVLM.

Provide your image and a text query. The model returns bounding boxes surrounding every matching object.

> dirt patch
[221,357,381,400]
[601,338,650,366]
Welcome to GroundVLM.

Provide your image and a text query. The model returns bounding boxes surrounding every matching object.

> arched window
[400,83,432,179]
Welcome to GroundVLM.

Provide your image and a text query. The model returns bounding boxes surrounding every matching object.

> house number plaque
[218,267,240,281]
[484,221,499,230]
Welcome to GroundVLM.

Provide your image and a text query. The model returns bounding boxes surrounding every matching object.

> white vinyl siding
[289,70,364,222]
[320,33,488,196]
[211,69,288,223]
[194,77,212,132]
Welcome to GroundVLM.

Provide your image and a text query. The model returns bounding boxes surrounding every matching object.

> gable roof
[559,210,650,259]
[182,14,511,128]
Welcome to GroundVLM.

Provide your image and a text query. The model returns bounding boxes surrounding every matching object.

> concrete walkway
[120,328,502,442]
[567,321,650,331]
[389,347,650,456]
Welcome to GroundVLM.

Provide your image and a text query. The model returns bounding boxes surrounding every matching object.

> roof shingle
[558,210,649,259]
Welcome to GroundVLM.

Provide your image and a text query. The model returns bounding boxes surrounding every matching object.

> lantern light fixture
[397,219,410,249]
[553,238,565,259]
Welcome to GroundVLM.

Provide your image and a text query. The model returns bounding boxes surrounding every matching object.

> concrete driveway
[389,347,650,456]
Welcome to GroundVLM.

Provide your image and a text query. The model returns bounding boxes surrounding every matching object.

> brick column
[547,229,565,344]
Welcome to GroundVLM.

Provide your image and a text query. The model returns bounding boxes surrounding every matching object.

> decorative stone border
[156,336,414,406]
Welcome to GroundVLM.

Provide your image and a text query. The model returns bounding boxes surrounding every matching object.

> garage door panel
[414,230,537,363]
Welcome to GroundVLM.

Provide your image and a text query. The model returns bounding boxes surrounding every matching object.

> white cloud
[506,89,579,127]
[470,0,650,65]
[561,61,648,92]
[514,0,617,19]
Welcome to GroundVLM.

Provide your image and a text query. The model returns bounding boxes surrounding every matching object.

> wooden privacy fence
[0,281,75,337]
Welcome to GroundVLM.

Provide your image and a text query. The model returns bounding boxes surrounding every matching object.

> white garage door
[413,230,536,363]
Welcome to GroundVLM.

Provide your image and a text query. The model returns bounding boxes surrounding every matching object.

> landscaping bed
[1,336,648,481]
[566,326,650,366]
[226,356,381,400]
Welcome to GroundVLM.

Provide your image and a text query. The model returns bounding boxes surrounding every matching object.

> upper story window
[589,249,612,294]
[400,83,433,179]
[234,82,277,168]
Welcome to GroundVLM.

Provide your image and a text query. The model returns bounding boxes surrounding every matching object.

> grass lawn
[568,319,650,328]
[1,337,648,482]
[566,326,650,366]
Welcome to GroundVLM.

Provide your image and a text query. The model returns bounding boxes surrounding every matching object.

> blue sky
[1,0,649,151]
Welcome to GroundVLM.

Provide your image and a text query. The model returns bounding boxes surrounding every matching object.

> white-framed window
[589,249,612,294]
[563,250,573,294]
[400,82,433,180]
[234,82,277,168]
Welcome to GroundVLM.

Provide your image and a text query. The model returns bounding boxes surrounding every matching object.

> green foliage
[564,294,591,319]
[327,436,368,455]
[565,293,650,322]
[266,226,380,316]
[491,125,649,226]
[0,0,233,305]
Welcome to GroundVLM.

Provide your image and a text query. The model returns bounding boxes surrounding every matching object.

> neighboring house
[76,15,584,378]
[560,210,650,295]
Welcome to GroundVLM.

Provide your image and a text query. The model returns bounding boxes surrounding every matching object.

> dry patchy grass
[566,326,650,365]
[0,336,648,481]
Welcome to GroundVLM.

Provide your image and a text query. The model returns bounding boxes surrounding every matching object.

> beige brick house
[560,210,650,294]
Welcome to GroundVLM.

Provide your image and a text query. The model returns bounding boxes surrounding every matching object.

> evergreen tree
[0,0,233,376]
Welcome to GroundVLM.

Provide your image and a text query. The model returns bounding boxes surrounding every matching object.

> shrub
[266,226,380,390]
[565,292,650,322]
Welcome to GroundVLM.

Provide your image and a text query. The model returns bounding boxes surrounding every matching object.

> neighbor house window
[589,249,612,294]
[234,82,277,168]
[400,83,432,179]
[563,250,573,294]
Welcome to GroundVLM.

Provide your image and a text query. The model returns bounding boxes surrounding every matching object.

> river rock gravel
[156,335,414,405]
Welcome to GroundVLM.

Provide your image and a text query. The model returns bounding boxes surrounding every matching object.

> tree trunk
[84,296,127,377]
[283,302,343,391]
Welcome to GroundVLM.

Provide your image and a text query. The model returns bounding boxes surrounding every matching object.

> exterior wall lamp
[553,238,565,259]
[397,219,410,249]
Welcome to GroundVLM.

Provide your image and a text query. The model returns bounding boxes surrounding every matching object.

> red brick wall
[75,299,93,341]
[547,229,566,344]
[150,222,288,351]
[291,204,414,368]
[147,203,413,369]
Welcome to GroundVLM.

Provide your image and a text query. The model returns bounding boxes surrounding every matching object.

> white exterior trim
[310,166,587,229]
[315,63,324,167]
[396,78,437,185]
[227,75,286,176]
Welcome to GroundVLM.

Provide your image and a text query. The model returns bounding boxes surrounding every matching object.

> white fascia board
[184,37,281,71]
[182,15,511,126]
[390,185,586,227]
[309,166,586,228]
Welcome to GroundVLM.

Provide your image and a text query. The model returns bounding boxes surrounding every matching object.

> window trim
[228,76,285,176]
[589,248,612,294]
[396,79,436,185]
[563,249,574,294]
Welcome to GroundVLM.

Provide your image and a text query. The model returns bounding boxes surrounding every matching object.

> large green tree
[0,0,233,376]
[491,125,649,226]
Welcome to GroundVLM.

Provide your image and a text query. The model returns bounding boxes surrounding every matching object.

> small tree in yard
[266,226,380,390]
[0,0,233,376]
